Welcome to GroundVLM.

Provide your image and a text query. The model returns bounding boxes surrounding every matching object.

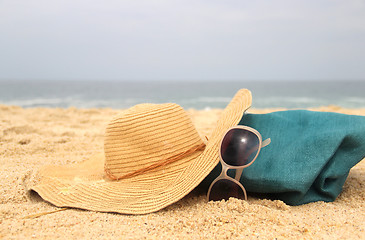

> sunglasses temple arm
[234,168,243,181]
[261,138,271,148]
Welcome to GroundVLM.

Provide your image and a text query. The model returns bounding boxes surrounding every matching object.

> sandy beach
[1,104,364,239]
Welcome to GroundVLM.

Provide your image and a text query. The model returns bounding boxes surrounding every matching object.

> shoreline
[1,104,364,239]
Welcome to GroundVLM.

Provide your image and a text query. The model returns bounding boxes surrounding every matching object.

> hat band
[105,143,206,180]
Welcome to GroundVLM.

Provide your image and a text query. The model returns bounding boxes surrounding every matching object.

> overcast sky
[1,0,364,81]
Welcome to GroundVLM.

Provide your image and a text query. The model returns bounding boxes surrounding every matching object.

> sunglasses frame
[207,125,267,201]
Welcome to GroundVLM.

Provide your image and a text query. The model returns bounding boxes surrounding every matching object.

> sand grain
[1,105,364,239]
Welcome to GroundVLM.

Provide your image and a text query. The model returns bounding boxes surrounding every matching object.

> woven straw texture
[31,89,252,214]
[104,103,205,179]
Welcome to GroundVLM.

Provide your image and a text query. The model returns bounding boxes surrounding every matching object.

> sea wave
[2,97,151,109]
[5,98,69,108]
[180,97,232,104]
[1,94,365,110]
[1,80,364,109]
[344,97,365,104]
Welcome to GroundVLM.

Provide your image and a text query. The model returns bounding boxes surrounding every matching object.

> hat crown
[104,103,204,179]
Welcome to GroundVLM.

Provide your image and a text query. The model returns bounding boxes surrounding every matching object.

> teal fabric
[201,110,365,205]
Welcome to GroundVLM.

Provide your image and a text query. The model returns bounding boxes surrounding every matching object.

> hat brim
[31,89,252,214]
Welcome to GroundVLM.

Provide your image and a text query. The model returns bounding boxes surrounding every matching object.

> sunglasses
[207,126,271,201]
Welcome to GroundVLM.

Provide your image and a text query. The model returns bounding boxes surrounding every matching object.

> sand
[1,105,364,239]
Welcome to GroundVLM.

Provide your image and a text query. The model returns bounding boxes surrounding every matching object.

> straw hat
[31,89,252,214]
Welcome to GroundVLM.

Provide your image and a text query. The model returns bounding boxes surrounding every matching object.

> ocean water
[0,80,364,110]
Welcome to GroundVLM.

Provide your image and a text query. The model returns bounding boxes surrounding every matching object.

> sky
[1,0,365,82]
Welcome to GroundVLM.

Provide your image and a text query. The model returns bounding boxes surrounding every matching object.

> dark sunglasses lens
[221,128,260,166]
[208,179,245,201]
